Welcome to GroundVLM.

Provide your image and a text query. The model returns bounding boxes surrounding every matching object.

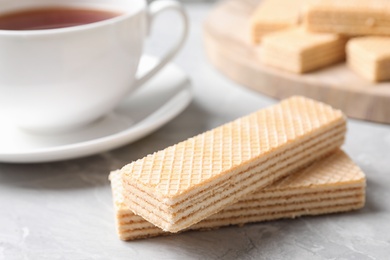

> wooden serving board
[203,0,390,124]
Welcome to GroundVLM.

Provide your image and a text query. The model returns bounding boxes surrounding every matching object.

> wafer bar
[261,28,347,73]
[111,150,366,240]
[347,36,390,82]
[250,0,317,44]
[304,0,390,36]
[119,96,346,232]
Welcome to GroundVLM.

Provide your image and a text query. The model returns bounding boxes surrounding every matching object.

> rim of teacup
[0,0,146,36]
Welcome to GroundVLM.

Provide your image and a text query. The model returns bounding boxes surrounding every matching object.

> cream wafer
[261,28,347,73]
[250,0,317,44]
[110,150,366,241]
[119,96,346,232]
[304,0,390,36]
[347,36,390,82]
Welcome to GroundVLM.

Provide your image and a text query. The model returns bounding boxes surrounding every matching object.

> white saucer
[0,56,192,163]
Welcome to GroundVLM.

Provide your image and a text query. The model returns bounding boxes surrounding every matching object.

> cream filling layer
[117,187,364,224]
[118,200,364,240]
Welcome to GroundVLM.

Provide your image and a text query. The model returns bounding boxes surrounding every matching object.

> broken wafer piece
[304,0,390,36]
[347,36,390,82]
[250,0,317,44]
[120,96,346,232]
[111,150,366,241]
[261,28,347,73]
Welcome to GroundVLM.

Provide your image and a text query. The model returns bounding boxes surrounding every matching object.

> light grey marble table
[1,2,390,259]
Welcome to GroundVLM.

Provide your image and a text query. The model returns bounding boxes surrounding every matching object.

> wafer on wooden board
[110,150,366,241]
[347,36,390,82]
[119,96,346,232]
[250,0,317,44]
[261,28,347,73]
[304,0,390,36]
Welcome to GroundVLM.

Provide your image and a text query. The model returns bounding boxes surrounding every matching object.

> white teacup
[0,0,188,133]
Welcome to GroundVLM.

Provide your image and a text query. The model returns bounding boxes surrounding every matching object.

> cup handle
[133,0,189,89]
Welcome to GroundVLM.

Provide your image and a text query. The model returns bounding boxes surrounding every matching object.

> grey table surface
[1,2,390,260]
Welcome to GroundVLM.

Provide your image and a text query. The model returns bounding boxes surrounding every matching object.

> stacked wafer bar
[250,0,317,44]
[347,37,390,82]
[251,0,390,80]
[119,96,346,232]
[304,0,390,36]
[261,28,347,73]
[111,150,365,240]
[251,0,347,73]
[303,0,390,80]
